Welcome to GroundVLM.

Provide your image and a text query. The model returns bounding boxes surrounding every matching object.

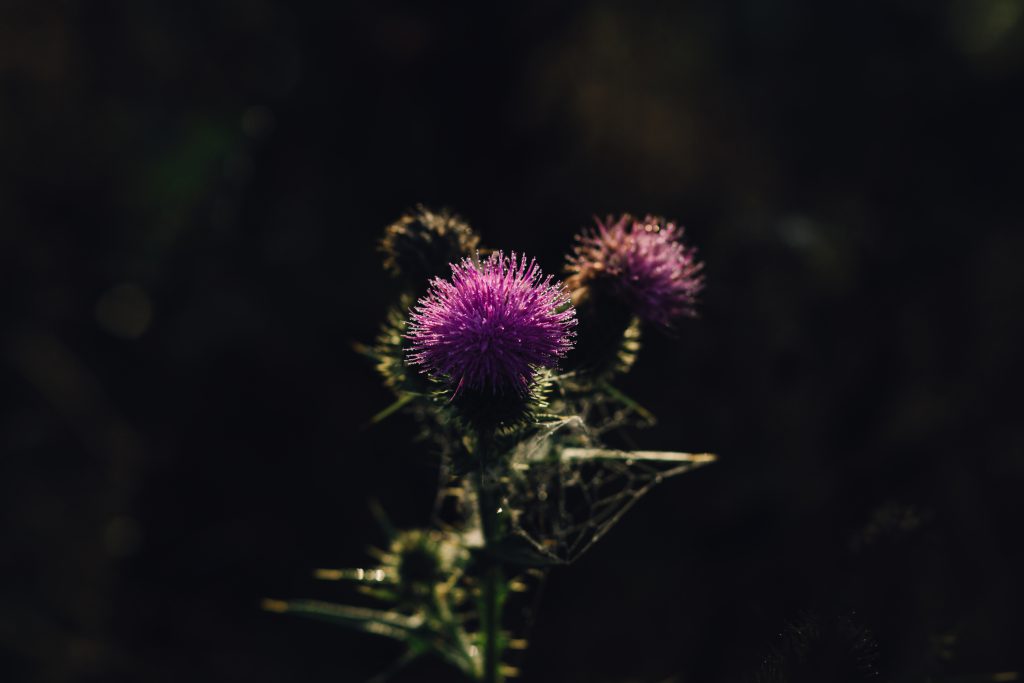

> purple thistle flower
[406,252,577,394]
[567,214,704,328]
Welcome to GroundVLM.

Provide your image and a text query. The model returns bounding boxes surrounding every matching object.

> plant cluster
[266,206,714,682]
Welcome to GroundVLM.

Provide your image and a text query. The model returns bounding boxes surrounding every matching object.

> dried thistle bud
[380,205,480,284]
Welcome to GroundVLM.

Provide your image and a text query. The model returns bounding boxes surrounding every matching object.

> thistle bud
[387,530,467,600]
[380,205,480,286]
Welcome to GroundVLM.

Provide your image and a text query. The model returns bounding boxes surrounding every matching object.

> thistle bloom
[567,214,704,327]
[407,252,576,394]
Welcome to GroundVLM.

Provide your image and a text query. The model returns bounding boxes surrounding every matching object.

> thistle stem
[475,456,505,683]
[481,562,503,683]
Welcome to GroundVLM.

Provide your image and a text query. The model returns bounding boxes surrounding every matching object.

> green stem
[477,470,500,544]
[481,562,503,683]
[475,452,505,683]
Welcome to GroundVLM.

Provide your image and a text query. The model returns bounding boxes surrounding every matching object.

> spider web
[417,397,716,679]
[501,416,715,564]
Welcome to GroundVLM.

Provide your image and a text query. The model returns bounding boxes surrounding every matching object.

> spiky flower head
[567,214,704,328]
[387,529,468,597]
[406,252,576,395]
[379,205,480,283]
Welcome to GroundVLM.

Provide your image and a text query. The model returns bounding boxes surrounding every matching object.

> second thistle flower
[406,252,577,395]
[567,214,704,328]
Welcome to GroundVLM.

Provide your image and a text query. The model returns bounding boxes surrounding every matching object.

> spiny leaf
[368,393,417,426]
[559,448,717,466]
[312,567,396,584]
[261,599,422,641]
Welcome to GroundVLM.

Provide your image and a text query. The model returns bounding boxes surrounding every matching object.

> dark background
[2,2,1023,682]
